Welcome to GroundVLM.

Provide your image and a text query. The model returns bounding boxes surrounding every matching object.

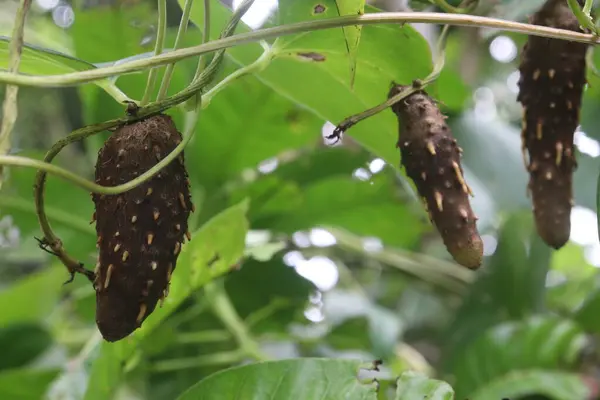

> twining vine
[0,0,598,340]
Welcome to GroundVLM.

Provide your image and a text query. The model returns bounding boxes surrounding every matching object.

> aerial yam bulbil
[92,114,193,342]
[389,85,483,269]
[517,0,588,249]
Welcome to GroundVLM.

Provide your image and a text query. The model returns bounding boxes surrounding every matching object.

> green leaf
[0,36,96,75]
[547,243,599,314]
[83,340,125,400]
[0,36,121,96]
[487,213,551,318]
[442,212,551,371]
[183,0,432,170]
[139,198,250,335]
[83,200,250,400]
[470,370,591,400]
[0,323,52,371]
[395,371,455,400]
[0,368,60,400]
[323,289,403,358]
[336,0,366,88]
[225,258,315,333]
[269,173,424,248]
[575,288,600,333]
[187,61,323,192]
[452,316,587,399]
[0,266,64,326]
[176,358,378,400]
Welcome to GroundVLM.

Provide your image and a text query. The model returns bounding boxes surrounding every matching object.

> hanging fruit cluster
[392,0,589,268]
[92,114,193,342]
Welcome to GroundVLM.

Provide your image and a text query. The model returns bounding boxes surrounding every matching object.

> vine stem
[1,12,600,88]
[157,0,195,101]
[0,45,273,196]
[26,0,262,281]
[204,281,268,362]
[0,0,31,188]
[141,0,168,105]
[330,24,451,137]
[194,0,212,80]
[432,0,478,14]
[568,0,598,34]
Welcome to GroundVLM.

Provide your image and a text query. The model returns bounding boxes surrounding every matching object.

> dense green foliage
[1,0,600,399]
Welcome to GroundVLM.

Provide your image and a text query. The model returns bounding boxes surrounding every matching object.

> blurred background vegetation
[2,0,600,398]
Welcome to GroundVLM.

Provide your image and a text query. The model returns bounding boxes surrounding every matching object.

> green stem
[151,350,244,373]
[100,81,133,104]
[1,12,599,88]
[204,281,268,362]
[200,44,273,108]
[176,330,232,344]
[568,0,598,34]
[157,0,195,101]
[141,0,168,105]
[194,0,212,80]
[0,0,31,187]
[432,0,478,14]
[0,37,273,198]
[0,196,94,236]
[584,0,594,15]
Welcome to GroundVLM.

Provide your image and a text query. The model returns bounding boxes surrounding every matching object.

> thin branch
[0,0,32,187]
[568,0,598,34]
[0,44,273,196]
[204,281,268,362]
[151,350,245,373]
[0,195,94,236]
[194,0,212,80]
[157,0,195,101]
[200,43,273,107]
[1,12,600,88]
[431,0,478,14]
[329,25,451,139]
[141,0,168,105]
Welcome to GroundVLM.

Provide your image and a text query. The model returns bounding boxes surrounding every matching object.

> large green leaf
[322,289,403,359]
[225,258,315,333]
[452,316,588,399]
[470,370,591,400]
[83,200,250,400]
[182,0,433,169]
[0,266,64,326]
[271,174,423,247]
[574,287,600,334]
[0,36,123,97]
[176,358,378,400]
[0,323,52,371]
[487,213,551,318]
[395,371,454,400]
[187,61,323,192]
[333,0,366,87]
[0,368,60,400]
[442,212,551,371]
[0,36,96,75]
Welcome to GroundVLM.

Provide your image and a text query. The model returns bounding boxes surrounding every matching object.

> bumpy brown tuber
[92,114,193,342]
[389,85,483,269]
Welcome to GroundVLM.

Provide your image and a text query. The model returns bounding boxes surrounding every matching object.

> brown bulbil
[92,114,192,342]
[517,0,587,249]
[389,85,483,269]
